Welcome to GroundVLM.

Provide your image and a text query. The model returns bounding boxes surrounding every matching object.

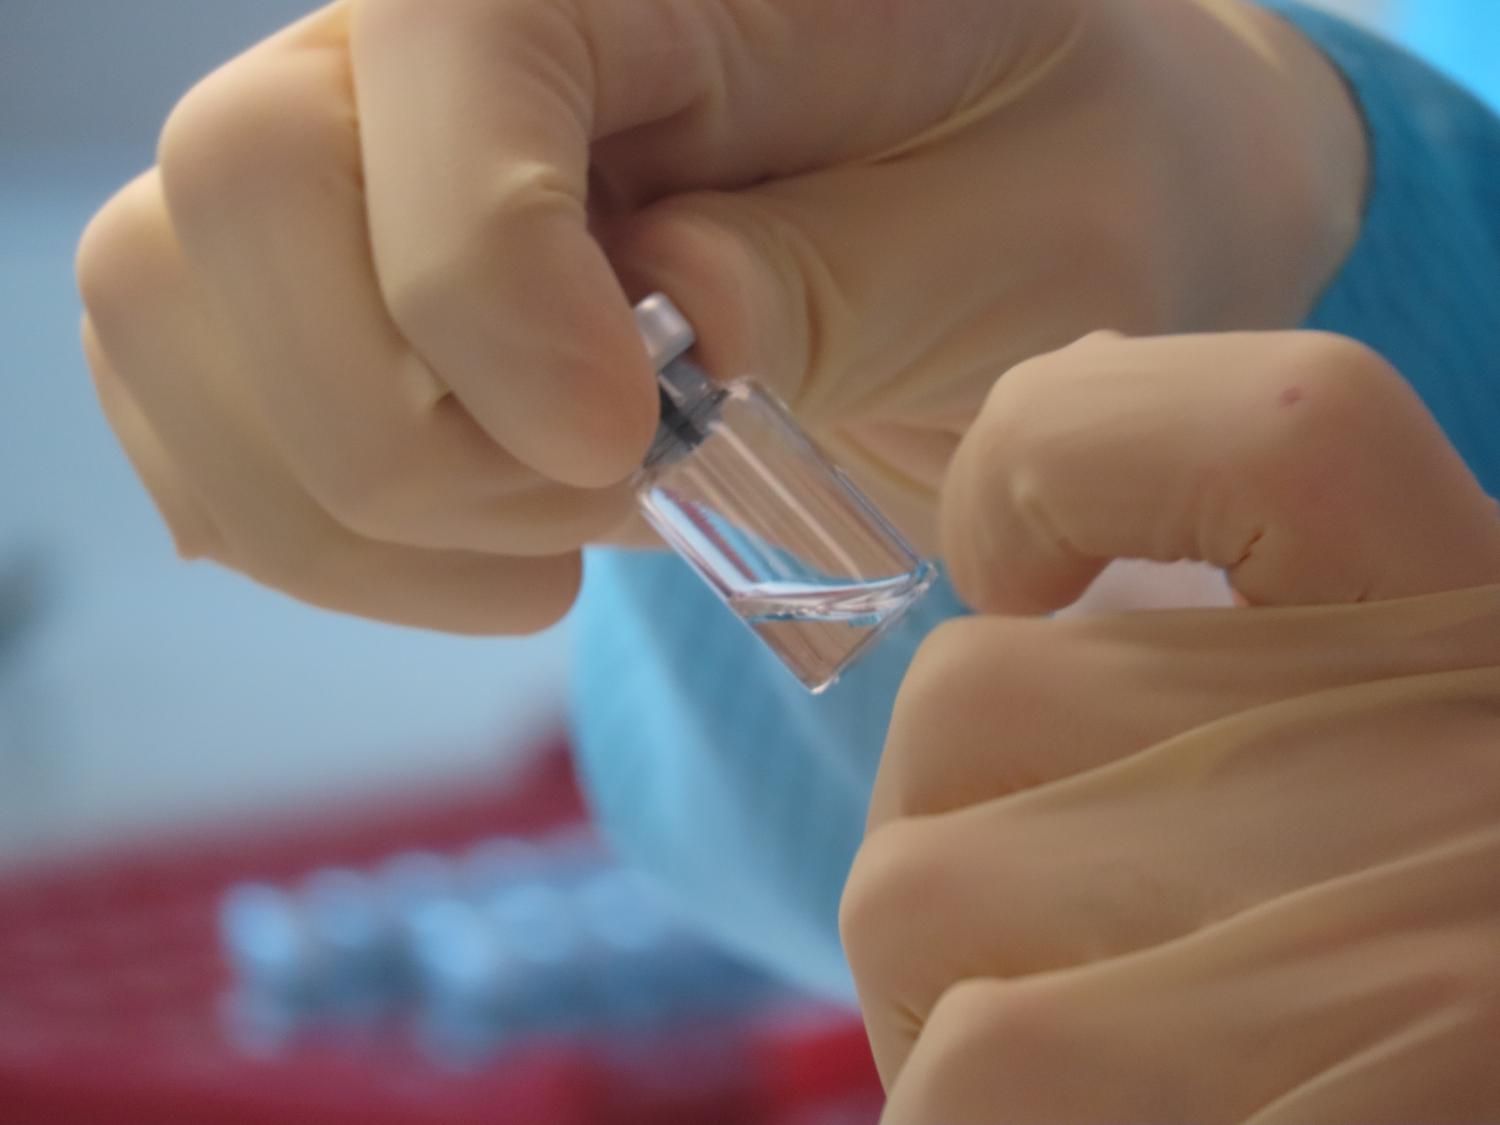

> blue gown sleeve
[568,2,1500,1001]
[1260,0,1500,485]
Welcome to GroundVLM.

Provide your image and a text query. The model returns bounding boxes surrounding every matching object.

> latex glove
[841,331,1500,1123]
[75,0,1365,632]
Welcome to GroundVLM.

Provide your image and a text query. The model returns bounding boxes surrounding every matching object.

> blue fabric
[570,4,1500,1000]
[1261,1,1500,490]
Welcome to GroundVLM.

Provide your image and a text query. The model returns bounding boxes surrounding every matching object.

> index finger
[940,331,1500,613]
[349,0,675,487]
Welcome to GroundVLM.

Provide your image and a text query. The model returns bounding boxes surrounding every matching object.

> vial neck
[644,358,726,469]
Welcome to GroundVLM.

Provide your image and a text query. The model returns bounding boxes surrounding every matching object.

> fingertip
[302,541,584,639]
[520,308,661,489]
[950,563,1102,618]
[610,194,803,400]
[936,473,989,613]
[938,440,1103,617]
[969,554,1112,617]
[523,196,787,488]
[495,552,585,636]
[475,227,662,488]
[937,428,1007,613]
[518,230,662,488]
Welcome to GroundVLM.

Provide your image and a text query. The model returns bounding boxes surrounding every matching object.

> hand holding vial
[843,331,1500,1122]
[77,0,1364,641]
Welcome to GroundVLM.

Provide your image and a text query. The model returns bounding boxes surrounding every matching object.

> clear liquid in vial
[727,573,932,627]
[723,568,935,692]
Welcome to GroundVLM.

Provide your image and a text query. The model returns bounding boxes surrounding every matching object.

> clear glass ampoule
[632,294,936,693]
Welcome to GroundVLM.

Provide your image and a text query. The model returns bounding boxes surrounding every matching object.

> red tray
[0,742,881,1124]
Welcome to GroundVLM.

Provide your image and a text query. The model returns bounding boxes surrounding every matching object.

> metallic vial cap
[633,293,696,371]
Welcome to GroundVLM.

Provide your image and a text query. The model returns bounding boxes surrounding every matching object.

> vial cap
[633,293,696,370]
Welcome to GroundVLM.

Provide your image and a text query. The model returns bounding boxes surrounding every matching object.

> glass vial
[632,294,935,693]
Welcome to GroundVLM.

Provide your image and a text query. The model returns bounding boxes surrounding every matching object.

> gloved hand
[841,331,1500,1123]
[76,0,1365,632]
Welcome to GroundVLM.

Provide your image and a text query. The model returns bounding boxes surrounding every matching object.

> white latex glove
[76,0,1364,632]
[842,331,1500,1123]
